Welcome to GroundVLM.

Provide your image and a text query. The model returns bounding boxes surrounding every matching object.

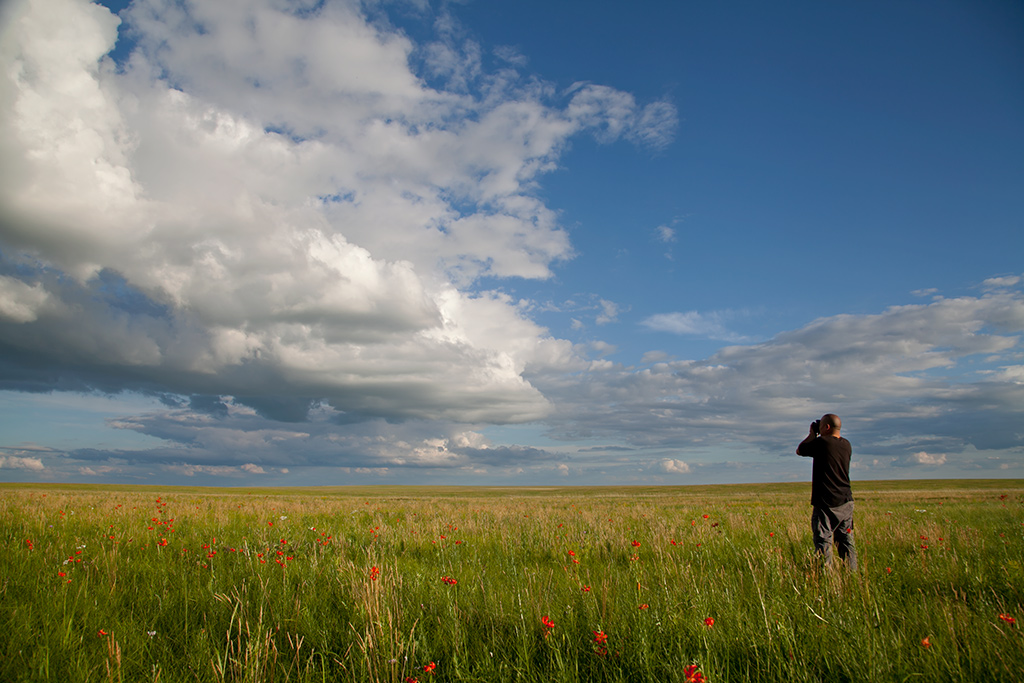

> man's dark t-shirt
[797,436,853,508]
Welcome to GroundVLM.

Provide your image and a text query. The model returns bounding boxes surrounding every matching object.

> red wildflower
[999,613,1017,626]
[631,540,641,547]
[98,629,108,637]
[370,566,380,581]
[921,636,931,649]
[683,664,706,683]
[404,678,418,683]
[568,549,576,557]
[582,585,591,592]
[541,615,555,629]
[593,630,608,645]
[638,603,649,610]
[702,514,710,519]
[423,661,436,674]
[704,617,715,628]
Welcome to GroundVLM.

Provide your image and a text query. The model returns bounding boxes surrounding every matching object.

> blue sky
[0,0,1022,486]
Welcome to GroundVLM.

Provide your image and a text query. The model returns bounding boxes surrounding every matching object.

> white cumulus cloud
[0,0,674,427]
[660,458,691,474]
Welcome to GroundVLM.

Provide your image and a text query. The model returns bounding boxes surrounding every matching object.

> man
[797,413,857,571]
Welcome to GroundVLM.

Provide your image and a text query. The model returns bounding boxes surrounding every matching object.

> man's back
[798,435,853,507]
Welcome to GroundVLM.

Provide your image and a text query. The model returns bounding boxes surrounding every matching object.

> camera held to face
[811,420,821,435]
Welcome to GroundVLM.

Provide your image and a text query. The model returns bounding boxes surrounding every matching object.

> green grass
[1,480,1022,682]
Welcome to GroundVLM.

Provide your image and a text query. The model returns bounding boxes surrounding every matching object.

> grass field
[1,480,1022,682]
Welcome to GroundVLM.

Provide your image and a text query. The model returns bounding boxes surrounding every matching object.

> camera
[811,420,821,434]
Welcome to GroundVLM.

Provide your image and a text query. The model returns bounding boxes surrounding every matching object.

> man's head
[821,413,841,435]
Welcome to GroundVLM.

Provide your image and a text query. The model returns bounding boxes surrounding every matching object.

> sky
[0,0,1022,487]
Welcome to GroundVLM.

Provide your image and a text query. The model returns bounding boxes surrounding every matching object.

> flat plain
[2,480,1022,682]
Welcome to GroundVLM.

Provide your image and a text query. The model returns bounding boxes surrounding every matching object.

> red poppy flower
[541,615,555,629]
[638,603,649,610]
[921,636,931,649]
[593,630,608,645]
[683,664,706,683]
[999,613,1017,625]
[423,661,436,674]
[704,617,715,628]
[631,540,641,547]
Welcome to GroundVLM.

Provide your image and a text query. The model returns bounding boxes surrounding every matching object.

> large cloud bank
[0,0,671,423]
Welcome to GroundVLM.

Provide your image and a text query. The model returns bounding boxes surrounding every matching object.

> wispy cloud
[539,290,1024,471]
[982,275,1021,290]
[640,310,748,341]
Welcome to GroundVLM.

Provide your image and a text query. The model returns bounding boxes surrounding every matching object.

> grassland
[1,480,1022,682]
